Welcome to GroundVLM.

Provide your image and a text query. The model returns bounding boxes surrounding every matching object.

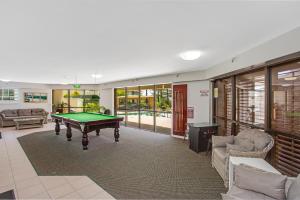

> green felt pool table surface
[51,112,120,123]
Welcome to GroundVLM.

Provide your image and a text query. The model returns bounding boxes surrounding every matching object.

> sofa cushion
[2,110,18,117]
[235,164,287,200]
[214,147,227,164]
[32,108,44,115]
[17,109,32,116]
[287,174,300,200]
[225,185,276,200]
[226,143,254,153]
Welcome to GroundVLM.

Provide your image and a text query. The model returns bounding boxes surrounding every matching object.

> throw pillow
[253,134,271,151]
[287,174,300,200]
[235,164,287,200]
[226,143,253,153]
[233,138,255,152]
[212,135,234,148]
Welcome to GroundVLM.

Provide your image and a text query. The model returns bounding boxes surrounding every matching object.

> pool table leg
[66,123,72,141]
[82,127,89,150]
[114,128,119,142]
[96,129,100,136]
[55,119,60,135]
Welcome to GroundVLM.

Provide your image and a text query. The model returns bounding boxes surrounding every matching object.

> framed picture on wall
[24,92,47,103]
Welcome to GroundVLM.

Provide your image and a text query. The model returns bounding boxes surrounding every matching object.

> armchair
[211,128,274,187]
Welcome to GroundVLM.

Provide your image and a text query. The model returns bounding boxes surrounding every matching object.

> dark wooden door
[173,84,187,136]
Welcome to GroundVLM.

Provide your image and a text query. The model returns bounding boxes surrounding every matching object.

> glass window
[127,110,139,128]
[236,70,265,129]
[84,90,100,112]
[69,90,84,112]
[155,84,172,134]
[140,111,154,131]
[272,61,300,136]
[155,84,172,112]
[0,89,18,101]
[115,88,126,110]
[52,89,100,113]
[214,79,233,135]
[140,85,154,111]
[127,87,139,110]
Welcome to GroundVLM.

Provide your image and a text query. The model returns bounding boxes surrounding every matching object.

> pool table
[51,112,123,150]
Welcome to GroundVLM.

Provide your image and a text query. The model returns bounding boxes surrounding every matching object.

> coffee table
[13,117,44,130]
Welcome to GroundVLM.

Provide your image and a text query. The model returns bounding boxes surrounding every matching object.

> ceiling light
[284,77,297,81]
[91,74,103,78]
[1,79,10,82]
[179,50,202,61]
[61,82,68,85]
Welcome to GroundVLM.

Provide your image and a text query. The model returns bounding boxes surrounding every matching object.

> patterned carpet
[18,127,226,199]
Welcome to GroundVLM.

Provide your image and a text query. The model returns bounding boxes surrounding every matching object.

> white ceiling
[0,0,300,84]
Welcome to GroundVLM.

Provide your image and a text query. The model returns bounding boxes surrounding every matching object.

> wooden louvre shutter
[214,78,232,135]
[236,70,265,131]
[272,61,300,176]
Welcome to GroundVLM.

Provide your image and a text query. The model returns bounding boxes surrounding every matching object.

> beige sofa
[212,128,274,187]
[0,109,49,127]
[222,164,299,200]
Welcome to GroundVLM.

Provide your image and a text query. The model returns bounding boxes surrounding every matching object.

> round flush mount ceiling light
[0,79,10,82]
[91,74,103,78]
[179,50,202,61]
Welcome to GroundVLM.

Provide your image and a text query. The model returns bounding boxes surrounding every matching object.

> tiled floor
[0,123,115,199]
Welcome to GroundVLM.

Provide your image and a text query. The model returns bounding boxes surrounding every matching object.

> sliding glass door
[114,84,172,134]
[155,84,172,133]
[127,86,140,128]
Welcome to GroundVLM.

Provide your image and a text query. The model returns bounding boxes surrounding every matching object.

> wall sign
[200,89,209,96]
[187,106,194,118]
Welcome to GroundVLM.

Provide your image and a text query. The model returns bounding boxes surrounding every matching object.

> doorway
[173,84,187,136]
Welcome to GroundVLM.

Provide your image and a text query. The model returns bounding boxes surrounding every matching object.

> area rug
[18,127,226,199]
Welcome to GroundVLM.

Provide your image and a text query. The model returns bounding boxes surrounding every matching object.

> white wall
[0,82,52,113]
[205,26,300,79]
[100,88,114,113]
[99,71,206,90]
[0,82,101,113]
[173,81,210,124]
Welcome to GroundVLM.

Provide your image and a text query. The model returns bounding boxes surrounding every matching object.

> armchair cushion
[212,135,234,148]
[287,174,300,200]
[235,164,287,200]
